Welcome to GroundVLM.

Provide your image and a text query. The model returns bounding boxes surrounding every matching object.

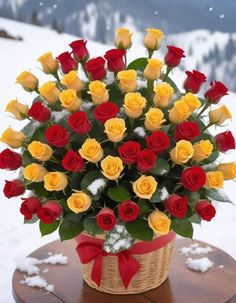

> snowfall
[0,17,236,302]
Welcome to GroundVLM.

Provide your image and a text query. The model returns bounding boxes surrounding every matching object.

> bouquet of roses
[0,27,235,249]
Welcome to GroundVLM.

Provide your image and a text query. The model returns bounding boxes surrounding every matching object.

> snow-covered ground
[0,18,235,302]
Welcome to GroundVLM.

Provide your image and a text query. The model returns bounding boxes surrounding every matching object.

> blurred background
[0,1,236,302]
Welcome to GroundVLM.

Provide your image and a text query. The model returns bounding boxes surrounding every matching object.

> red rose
[165,194,188,219]
[96,208,116,231]
[184,70,206,94]
[69,39,89,62]
[215,131,236,152]
[118,141,141,165]
[174,121,200,142]
[28,101,51,122]
[137,148,157,173]
[165,45,185,68]
[104,48,126,72]
[62,150,84,172]
[0,149,22,170]
[194,200,216,221]
[57,52,78,74]
[45,124,69,147]
[85,57,106,80]
[204,81,228,104]
[180,166,206,192]
[20,197,42,220]
[93,102,119,124]
[146,131,170,155]
[37,200,62,224]
[68,111,91,134]
[3,180,25,199]
[118,200,140,222]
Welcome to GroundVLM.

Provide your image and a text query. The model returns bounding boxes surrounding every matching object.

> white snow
[20,275,54,293]
[160,187,169,200]
[51,110,69,122]
[179,244,213,256]
[87,178,106,195]
[40,253,68,265]
[133,126,146,137]
[186,257,214,273]
[15,257,40,275]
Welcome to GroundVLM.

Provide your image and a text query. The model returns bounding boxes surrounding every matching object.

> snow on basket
[0,26,235,295]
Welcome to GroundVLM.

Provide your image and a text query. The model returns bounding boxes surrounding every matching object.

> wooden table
[12,238,236,303]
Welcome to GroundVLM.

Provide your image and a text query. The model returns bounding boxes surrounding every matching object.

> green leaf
[189,214,202,224]
[24,214,39,224]
[162,75,181,95]
[83,217,103,236]
[137,199,150,214]
[127,57,148,71]
[59,213,83,241]
[202,150,219,165]
[198,98,207,107]
[21,121,36,137]
[22,150,34,166]
[27,182,50,198]
[171,218,193,238]
[107,185,130,202]
[39,220,60,236]
[151,158,170,175]
[205,189,233,203]
[150,189,162,202]
[30,126,48,143]
[80,170,106,200]
[126,218,153,241]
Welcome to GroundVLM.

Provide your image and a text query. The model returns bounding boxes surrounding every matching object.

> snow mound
[186,257,214,273]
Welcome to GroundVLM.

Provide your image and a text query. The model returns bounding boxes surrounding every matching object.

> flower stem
[202,121,214,132]
[163,66,172,82]
[197,101,211,118]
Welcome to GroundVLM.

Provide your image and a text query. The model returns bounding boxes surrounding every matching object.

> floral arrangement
[1,28,235,247]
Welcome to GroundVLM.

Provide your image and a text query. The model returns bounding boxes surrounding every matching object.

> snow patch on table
[186,257,214,273]
[179,243,213,255]
[20,275,54,293]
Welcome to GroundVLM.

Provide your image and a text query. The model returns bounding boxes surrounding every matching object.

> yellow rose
[168,100,190,124]
[44,172,68,191]
[0,127,25,148]
[101,155,124,180]
[144,108,166,131]
[16,71,38,91]
[115,28,132,49]
[123,92,147,118]
[181,93,201,113]
[144,28,164,50]
[59,89,81,112]
[153,82,174,108]
[117,70,137,93]
[39,81,61,104]
[148,210,171,236]
[5,99,28,120]
[23,164,48,182]
[67,192,91,213]
[170,140,194,164]
[192,140,214,162]
[144,58,163,80]
[209,105,232,125]
[79,138,103,163]
[88,81,109,105]
[133,175,157,199]
[61,71,84,91]
[104,118,126,142]
[37,52,58,74]
[217,162,236,180]
[28,141,53,161]
[204,171,224,189]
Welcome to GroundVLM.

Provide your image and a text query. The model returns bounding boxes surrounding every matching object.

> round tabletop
[12,238,236,303]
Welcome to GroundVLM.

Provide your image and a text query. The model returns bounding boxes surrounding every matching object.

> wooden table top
[12,238,236,303]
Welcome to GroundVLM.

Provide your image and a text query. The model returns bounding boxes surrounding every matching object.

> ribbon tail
[118,251,140,289]
[91,252,103,287]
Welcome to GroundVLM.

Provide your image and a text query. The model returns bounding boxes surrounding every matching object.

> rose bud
[39,81,61,104]
[28,141,53,162]
[57,51,78,74]
[3,179,25,199]
[85,57,106,80]
[117,69,137,93]
[153,82,174,108]
[144,28,164,50]
[217,162,236,180]
[61,150,84,173]
[209,105,232,126]
[88,81,109,105]
[104,118,126,143]
[44,172,68,192]
[144,108,166,131]
[192,140,213,162]
[174,121,200,142]
[37,52,59,74]
[194,200,216,221]
[28,101,51,122]
[169,100,190,125]
[60,71,84,92]
[96,208,117,231]
[124,92,147,118]
[204,171,224,190]
[45,124,69,148]
[118,200,140,222]
[5,99,28,120]
[20,197,42,220]
[148,210,171,235]
[215,130,236,152]
[93,102,119,124]
[104,48,126,72]
[37,200,62,224]
[165,45,185,68]
[146,131,170,155]
[59,89,81,112]
[137,148,157,173]
[16,71,38,92]
[165,194,188,219]
[0,149,22,170]
[23,164,48,183]
[101,155,124,180]
[180,166,206,192]
[184,70,206,94]
[69,39,89,62]
[118,141,141,164]
[204,81,228,104]
[0,127,25,149]
[68,111,91,134]
[144,58,163,80]
[115,28,132,50]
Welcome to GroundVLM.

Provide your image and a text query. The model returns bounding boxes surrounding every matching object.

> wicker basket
[76,232,176,295]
